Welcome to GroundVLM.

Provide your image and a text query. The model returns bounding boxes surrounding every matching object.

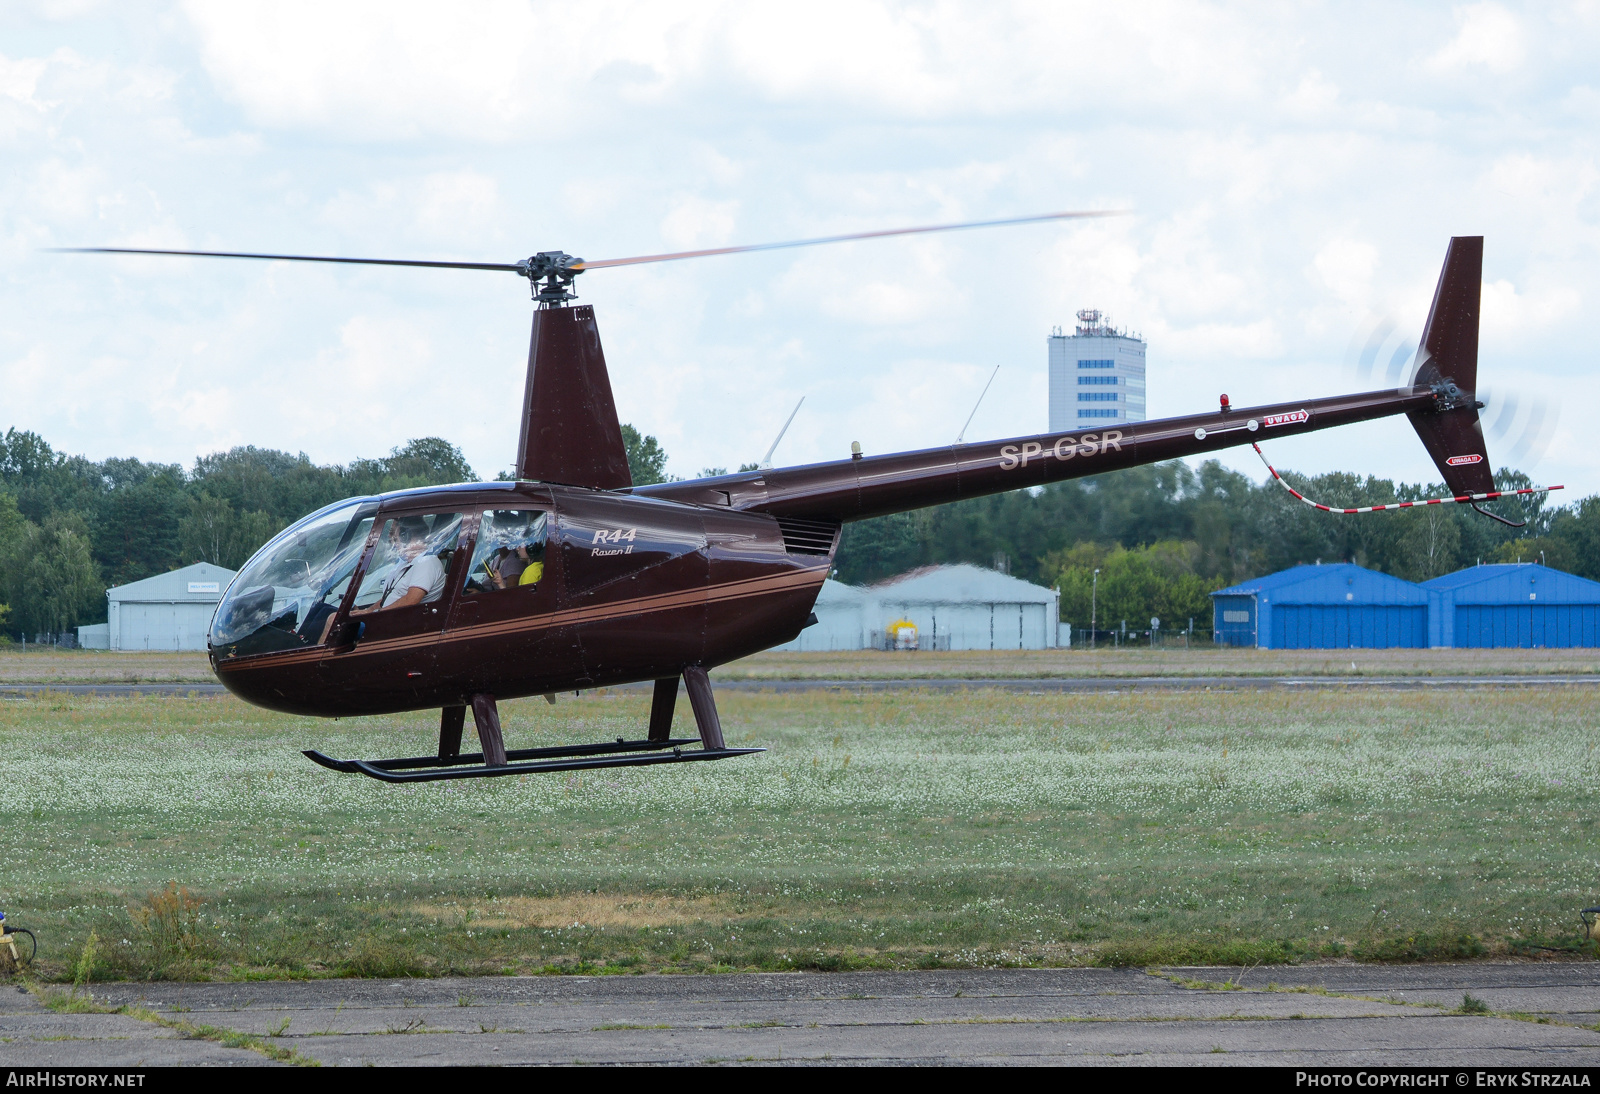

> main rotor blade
[570,209,1125,271]
[46,247,523,272]
[52,208,1125,279]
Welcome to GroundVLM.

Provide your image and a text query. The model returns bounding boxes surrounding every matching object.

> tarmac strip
[3,674,1599,699]
[6,965,1600,1067]
[707,674,1600,693]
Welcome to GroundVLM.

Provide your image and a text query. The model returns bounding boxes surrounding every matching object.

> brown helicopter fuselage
[212,381,1441,719]
[211,482,831,717]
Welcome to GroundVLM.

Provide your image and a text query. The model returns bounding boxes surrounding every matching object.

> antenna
[956,366,1000,444]
[761,396,805,469]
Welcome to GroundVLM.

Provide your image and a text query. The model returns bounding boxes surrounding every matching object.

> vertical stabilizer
[515,305,632,489]
[1407,236,1494,496]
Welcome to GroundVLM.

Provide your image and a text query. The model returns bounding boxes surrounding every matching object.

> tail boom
[629,237,1524,528]
[635,384,1448,523]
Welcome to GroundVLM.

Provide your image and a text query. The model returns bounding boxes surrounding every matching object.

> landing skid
[304,737,762,783]
[304,666,757,784]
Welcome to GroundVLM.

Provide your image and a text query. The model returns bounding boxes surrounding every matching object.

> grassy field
[5,646,1600,685]
[3,684,1598,981]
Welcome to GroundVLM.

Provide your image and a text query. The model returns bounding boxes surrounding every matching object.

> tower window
[1077,359,1115,369]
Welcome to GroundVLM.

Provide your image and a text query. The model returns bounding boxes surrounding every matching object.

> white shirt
[381,553,446,607]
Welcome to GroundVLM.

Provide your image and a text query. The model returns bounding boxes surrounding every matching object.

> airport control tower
[1048,310,1147,432]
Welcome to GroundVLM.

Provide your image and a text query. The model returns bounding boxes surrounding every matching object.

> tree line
[0,429,477,639]
[1,422,1593,641]
[832,459,1594,637]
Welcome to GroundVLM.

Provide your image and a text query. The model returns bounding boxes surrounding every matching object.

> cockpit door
[349,510,467,641]
[317,507,469,702]
[439,489,581,696]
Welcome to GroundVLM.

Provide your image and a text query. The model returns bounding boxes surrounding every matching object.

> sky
[2,1,1597,498]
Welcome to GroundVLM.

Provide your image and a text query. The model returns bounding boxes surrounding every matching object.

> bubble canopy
[209,498,378,660]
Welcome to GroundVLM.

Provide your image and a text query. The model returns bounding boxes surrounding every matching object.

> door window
[354,513,465,611]
[461,510,549,596]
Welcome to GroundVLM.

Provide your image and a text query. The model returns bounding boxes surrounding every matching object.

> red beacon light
[1220,394,1231,412]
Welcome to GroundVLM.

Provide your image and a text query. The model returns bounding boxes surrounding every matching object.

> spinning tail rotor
[1343,278,1558,479]
[1323,236,1563,525]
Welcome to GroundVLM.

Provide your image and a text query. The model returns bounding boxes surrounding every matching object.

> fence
[1069,623,1212,650]
[7,632,78,650]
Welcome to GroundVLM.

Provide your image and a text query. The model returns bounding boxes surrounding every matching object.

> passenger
[356,516,448,613]
[487,544,528,589]
[519,544,544,586]
[483,511,545,590]
[488,543,545,588]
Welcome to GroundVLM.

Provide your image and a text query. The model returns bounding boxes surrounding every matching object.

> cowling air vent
[775,516,839,557]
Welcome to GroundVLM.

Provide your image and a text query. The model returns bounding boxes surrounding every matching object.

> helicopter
[57,223,1553,784]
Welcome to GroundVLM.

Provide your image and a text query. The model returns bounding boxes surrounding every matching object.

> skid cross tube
[304,735,763,783]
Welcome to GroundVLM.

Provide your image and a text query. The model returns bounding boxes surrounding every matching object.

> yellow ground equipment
[0,913,35,972]
[888,619,919,651]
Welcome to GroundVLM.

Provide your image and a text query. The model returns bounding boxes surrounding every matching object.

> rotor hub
[516,251,584,306]
[1429,377,1480,412]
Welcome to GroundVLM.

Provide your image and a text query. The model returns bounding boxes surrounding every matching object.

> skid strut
[439,705,465,758]
[304,671,760,783]
[648,677,678,742]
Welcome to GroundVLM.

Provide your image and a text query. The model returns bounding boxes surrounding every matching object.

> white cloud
[28,158,103,221]
[0,52,51,106]
[1480,278,1581,337]
[1313,238,1380,305]
[415,172,504,240]
[185,0,539,139]
[659,197,738,250]
[1281,70,1340,119]
[314,171,505,249]
[1428,3,1526,74]
[180,1,1283,141]
[182,0,713,139]
[1164,319,1283,362]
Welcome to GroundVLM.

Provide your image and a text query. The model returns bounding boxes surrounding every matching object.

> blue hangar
[1211,563,1431,649]
[1422,563,1600,649]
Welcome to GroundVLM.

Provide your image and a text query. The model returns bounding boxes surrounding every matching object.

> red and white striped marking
[1251,443,1561,513]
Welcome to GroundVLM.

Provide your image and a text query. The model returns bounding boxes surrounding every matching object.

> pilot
[357,516,448,613]
[317,516,447,644]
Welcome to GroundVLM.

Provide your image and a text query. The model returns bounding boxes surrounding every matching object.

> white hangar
[775,563,1062,652]
[77,562,237,652]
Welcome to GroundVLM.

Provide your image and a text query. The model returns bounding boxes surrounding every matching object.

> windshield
[210,500,377,659]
